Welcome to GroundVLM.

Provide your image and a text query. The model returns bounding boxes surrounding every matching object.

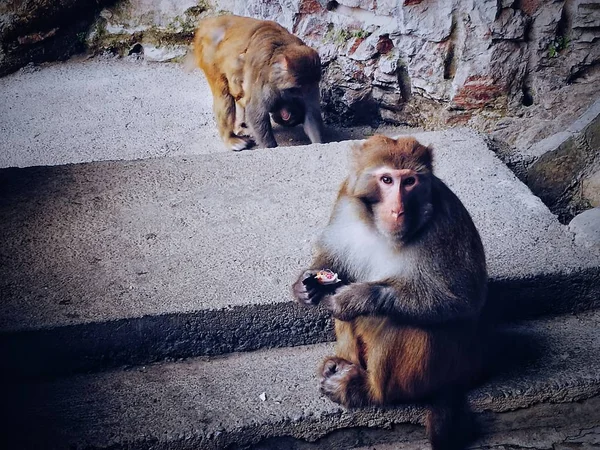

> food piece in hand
[302,269,342,293]
[315,270,340,285]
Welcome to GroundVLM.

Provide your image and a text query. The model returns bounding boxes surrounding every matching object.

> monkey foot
[227,135,255,151]
[233,123,250,137]
[320,356,353,379]
[319,356,365,406]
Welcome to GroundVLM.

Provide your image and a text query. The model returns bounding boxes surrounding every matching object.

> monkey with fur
[293,136,487,450]
[193,15,324,150]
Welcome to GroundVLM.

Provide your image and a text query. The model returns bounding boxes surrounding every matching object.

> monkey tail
[425,389,478,450]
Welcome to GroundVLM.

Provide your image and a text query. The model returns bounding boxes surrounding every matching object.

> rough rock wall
[86,0,208,62]
[5,0,596,142]
[216,0,599,134]
[0,0,113,76]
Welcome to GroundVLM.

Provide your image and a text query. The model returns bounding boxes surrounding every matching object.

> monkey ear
[413,142,434,172]
[348,141,371,194]
[350,141,363,159]
[270,55,289,83]
[273,55,289,73]
[349,141,367,175]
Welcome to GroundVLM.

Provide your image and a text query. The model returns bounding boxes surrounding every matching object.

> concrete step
[2,310,599,450]
[1,128,599,378]
[0,58,372,168]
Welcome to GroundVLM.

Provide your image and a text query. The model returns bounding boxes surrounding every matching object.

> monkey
[193,15,324,150]
[270,96,306,128]
[292,135,488,450]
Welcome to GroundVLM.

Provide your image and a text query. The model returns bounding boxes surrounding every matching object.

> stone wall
[4,0,597,138]
[0,0,114,76]
[220,0,598,134]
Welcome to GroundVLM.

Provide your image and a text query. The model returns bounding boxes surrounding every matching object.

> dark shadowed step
[2,311,599,450]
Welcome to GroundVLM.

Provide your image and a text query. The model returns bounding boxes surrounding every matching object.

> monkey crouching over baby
[293,135,488,450]
[193,15,324,150]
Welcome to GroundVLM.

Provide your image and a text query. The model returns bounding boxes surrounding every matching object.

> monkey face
[270,96,306,128]
[348,137,434,242]
[370,167,421,236]
[352,165,431,242]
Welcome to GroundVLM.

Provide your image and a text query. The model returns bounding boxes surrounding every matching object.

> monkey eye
[381,176,393,185]
[403,176,416,187]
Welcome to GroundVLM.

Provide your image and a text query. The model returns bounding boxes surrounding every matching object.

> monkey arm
[301,86,323,144]
[324,274,483,325]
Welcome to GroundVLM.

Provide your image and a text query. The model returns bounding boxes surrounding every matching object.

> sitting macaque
[193,15,324,150]
[293,136,488,450]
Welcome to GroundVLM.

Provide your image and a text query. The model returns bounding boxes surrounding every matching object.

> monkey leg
[333,320,363,367]
[233,102,250,137]
[319,357,370,407]
[246,100,277,148]
[301,85,323,144]
[209,78,254,151]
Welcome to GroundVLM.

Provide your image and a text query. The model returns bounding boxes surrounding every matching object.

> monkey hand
[323,284,371,321]
[293,269,332,306]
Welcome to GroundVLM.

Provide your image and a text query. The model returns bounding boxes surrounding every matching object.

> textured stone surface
[1,122,599,377]
[86,0,206,58]
[583,169,600,207]
[569,208,600,249]
[2,311,600,449]
[512,98,600,222]
[0,0,111,76]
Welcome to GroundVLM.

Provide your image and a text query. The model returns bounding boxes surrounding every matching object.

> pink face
[371,166,420,235]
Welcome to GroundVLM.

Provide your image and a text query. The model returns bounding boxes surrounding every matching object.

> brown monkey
[292,136,487,450]
[193,15,324,150]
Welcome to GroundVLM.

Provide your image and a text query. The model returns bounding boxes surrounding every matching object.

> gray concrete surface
[0,57,220,167]
[0,57,373,168]
[3,310,600,450]
[1,127,599,377]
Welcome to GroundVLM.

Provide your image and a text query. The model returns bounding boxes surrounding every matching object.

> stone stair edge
[2,126,600,377]
[1,264,599,380]
[3,310,600,450]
